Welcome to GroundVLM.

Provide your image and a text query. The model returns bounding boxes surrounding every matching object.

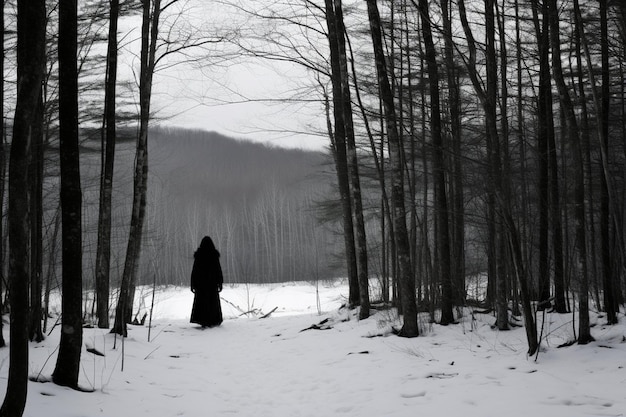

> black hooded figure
[190,236,224,327]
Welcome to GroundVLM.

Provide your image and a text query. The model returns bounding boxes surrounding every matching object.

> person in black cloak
[190,236,224,327]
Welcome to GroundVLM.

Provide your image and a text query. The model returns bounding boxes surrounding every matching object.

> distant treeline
[75,127,343,287]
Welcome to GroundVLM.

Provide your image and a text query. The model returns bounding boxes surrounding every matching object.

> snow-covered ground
[1,281,625,417]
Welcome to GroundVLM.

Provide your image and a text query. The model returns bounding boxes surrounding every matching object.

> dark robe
[190,236,224,327]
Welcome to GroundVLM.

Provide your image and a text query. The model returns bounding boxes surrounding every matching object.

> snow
[2,281,625,417]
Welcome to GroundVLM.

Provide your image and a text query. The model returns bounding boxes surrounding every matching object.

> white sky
[152,58,329,150]
[116,0,331,151]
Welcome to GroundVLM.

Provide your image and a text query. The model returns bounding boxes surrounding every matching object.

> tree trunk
[547,0,571,315]
[95,0,120,329]
[29,89,44,343]
[545,0,566,314]
[112,0,160,336]
[0,0,45,413]
[440,0,465,306]
[512,0,527,319]
[415,0,454,325]
[347,33,393,306]
[334,0,370,319]
[496,0,515,327]
[458,0,537,353]
[323,0,360,309]
[0,0,6,350]
[599,0,618,325]
[53,0,83,389]
[571,0,594,343]
[365,0,418,337]
[485,0,509,331]
[531,0,553,308]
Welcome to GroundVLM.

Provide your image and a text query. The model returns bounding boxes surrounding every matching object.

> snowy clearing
[1,281,625,417]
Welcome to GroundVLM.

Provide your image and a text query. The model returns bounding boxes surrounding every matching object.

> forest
[80,127,342,287]
[1,0,626,415]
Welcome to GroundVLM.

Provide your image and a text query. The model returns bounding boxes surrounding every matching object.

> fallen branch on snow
[300,318,332,332]
[260,307,278,319]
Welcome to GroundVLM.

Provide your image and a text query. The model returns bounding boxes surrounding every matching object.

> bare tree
[365,0,418,337]
[0,0,46,413]
[334,0,370,319]
[567,0,593,344]
[111,0,232,335]
[598,0,618,325]
[112,0,160,336]
[413,0,454,325]
[530,0,552,311]
[95,0,121,329]
[29,77,45,343]
[324,0,364,311]
[0,0,8,350]
[440,0,465,306]
[458,0,537,353]
[52,0,83,389]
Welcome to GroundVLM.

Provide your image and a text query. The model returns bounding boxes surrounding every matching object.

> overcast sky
[118,1,330,151]
[152,58,328,150]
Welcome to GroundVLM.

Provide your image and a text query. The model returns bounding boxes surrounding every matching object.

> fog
[74,127,343,290]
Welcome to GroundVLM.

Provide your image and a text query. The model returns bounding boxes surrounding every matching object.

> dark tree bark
[545,1,566,315]
[347,32,393,306]
[29,88,44,343]
[485,0,509,331]
[599,0,618,325]
[576,0,622,324]
[323,0,360,309]
[400,5,419,307]
[497,0,519,325]
[414,0,454,325]
[514,0,529,319]
[336,0,370,319]
[547,0,570,315]
[440,0,465,306]
[571,0,594,344]
[52,0,84,389]
[459,0,537,353]
[0,0,6,350]
[95,0,120,329]
[531,0,553,309]
[113,0,160,336]
[0,0,45,413]
[524,0,566,314]
[365,0,418,337]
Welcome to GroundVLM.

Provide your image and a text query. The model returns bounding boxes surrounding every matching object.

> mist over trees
[80,127,343,287]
